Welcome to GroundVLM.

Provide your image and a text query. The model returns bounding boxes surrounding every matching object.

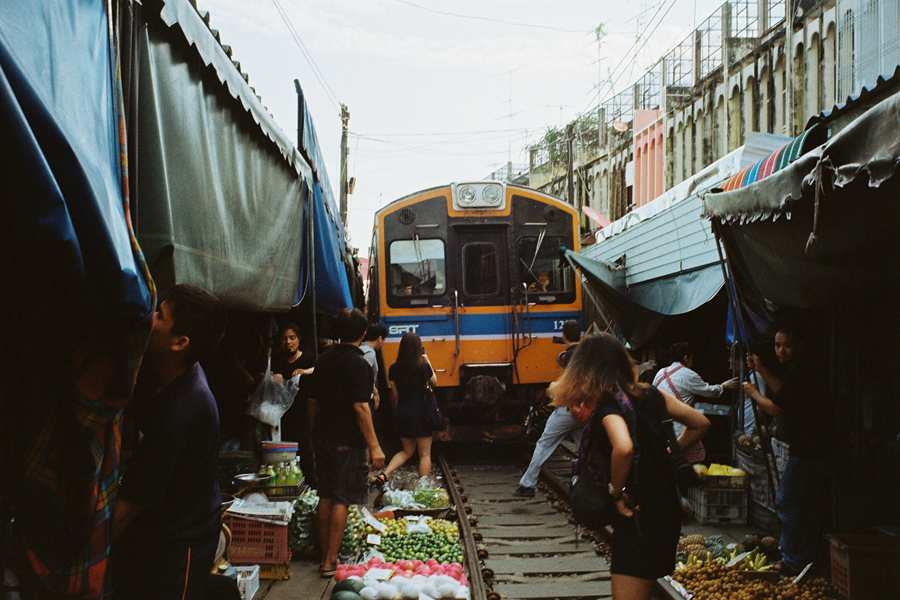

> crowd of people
[105,283,833,600]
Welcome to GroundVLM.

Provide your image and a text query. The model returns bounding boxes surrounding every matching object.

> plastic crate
[687,487,747,524]
[698,473,748,489]
[828,534,900,600]
[260,481,304,500]
[258,562,291,580]
[224,515,291,564]
[234,565,260,600]
[748,498,780,535]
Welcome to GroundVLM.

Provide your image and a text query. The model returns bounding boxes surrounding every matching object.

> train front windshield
[388,238,446,297]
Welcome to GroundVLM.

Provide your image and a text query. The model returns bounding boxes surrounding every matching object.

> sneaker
[512,485,535,498]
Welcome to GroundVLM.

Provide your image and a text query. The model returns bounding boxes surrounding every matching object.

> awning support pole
[564,252,612,332]
[712,222,781,496]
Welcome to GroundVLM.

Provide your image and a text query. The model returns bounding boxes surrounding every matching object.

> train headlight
[458,185,477,204]
[483,185,501,205]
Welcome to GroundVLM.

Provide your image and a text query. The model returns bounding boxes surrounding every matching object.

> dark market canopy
[704,90,900,309]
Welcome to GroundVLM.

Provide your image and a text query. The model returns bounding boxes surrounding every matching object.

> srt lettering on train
[389,324,419,335]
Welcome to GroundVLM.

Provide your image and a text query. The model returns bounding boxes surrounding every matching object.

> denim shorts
[314,439,369,505]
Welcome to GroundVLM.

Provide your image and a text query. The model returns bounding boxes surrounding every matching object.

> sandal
[370,472,389,491]
[771,561,802,577]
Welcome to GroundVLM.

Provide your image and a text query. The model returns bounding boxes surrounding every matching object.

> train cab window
[462,243,499,296]
[388,239,446,298]
[518,236,574,299]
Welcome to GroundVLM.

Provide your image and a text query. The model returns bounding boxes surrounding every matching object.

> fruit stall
[323,473,472,600]
[658,532,845,600]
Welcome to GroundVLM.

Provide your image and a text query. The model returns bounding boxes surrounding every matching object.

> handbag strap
[649,386,690,460]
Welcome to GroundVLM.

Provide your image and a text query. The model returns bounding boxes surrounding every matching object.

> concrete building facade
[528,0,900,236]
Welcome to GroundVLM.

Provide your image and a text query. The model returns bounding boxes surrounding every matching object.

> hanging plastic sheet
[704,90,900,309]
[137,2,309,311]
[295,182,354,313]
[0,1,154,597]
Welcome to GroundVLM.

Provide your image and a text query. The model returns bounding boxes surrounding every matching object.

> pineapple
[677,534,707,550]
[741,533,761,551]
[704,535,726,559]
[760,536,780,557]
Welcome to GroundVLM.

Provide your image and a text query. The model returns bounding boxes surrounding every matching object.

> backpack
[569,392,638,530]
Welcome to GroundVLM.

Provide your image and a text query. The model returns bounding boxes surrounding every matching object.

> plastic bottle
[291,459,302,486]
[266,464,276,486]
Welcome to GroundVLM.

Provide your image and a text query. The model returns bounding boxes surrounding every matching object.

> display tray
[391,508,451,519]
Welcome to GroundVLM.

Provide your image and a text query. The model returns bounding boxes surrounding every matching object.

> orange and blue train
[367,181,583,441]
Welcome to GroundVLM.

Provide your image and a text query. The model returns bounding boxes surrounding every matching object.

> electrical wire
[393,0,592,34]
[270,0,341,112]
[581,0,680,115]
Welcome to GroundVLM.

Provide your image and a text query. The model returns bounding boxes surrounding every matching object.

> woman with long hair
[555,333,710,600]
[372,332,438,488]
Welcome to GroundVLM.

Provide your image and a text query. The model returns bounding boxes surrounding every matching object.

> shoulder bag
[649,387,701,489]
[660,367,706,463]
[569,393,639,530]
[424,384,443,430]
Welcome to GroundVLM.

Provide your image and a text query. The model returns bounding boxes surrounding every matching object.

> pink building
[633,109,665,208]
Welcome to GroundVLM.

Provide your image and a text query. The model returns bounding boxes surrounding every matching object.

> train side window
[462,242,499,297]
[388,239,446,297]
[517,236,573,294]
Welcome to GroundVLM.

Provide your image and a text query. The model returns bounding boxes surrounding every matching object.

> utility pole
[566,122,575,206]
[340,104,350,227]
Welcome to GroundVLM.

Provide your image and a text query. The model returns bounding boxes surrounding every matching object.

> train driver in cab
[528,271,551,293]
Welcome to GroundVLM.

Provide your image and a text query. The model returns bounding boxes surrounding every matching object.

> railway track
[438,443,613,600]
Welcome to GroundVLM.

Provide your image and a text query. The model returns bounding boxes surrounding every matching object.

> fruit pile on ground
[377,532,463,564]
[332,558,468,600]
[339,506,367,557]
[670,561,842,599]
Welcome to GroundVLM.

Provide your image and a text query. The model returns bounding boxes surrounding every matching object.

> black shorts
[314,439,369,505]
[610,498,680,580]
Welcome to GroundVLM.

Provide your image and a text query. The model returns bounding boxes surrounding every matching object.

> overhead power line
[271,0,341,112]
[393,0,592,34]
[581,0,680,115]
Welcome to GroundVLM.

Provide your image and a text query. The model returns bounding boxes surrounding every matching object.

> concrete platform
[255,558,333,600]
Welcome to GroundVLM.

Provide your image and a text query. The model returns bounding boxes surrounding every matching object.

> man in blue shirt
[110,285,227,599]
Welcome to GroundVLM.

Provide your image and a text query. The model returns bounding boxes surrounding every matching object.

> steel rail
[436,452,488,600]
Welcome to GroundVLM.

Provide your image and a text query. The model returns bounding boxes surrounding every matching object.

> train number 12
[553,320,567,330]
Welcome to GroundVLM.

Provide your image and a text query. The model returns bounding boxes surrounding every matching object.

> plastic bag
[247,357,299,426]
[289,490,320,558]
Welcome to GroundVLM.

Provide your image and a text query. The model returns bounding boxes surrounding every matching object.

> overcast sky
[201,0,724,249]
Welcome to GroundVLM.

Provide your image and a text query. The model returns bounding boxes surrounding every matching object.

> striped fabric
[720,125,821,191]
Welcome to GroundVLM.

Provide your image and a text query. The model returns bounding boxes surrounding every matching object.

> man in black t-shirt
[307,308,384,576]
[111,285,227,600]
[744,324,836,576]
